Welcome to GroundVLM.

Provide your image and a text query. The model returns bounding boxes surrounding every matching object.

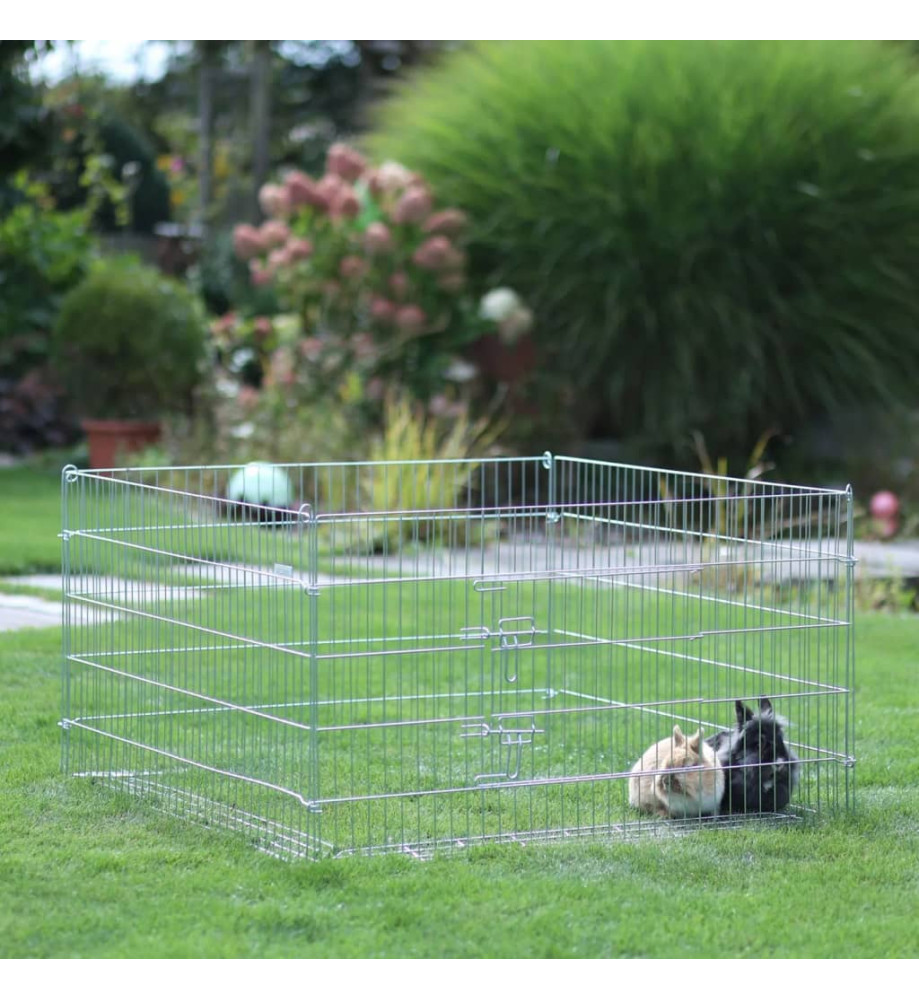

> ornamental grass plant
[369,41,919,458]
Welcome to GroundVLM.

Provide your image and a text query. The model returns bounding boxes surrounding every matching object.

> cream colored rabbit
[629,724,724,818]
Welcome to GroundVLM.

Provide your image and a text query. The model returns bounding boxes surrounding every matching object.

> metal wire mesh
[60,454,855,860]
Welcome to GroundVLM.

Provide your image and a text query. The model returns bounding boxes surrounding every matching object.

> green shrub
[51,112,171,235]
[369,41,919,457]
[51,256,207,420]
[0,183,96,377]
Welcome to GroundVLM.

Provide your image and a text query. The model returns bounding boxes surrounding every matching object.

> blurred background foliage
[369,40,919,468]
[1,39,917,518]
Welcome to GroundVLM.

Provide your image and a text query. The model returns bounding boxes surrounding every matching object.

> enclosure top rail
[65,454,549,476]
[312,492,842,520]
[555,454,851,496]
[63,470,294,519]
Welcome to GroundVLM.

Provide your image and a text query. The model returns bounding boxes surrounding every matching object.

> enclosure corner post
[844,483,856,812]
[299,502,322,843]
[59,465,78,775]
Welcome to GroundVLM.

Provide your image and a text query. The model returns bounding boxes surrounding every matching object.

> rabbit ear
[672,724,685,745]
[759,697,773,716]
[735,701,753,725]
[687,729,702,751]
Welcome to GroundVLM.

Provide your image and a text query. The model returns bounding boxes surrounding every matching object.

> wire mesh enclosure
[60,454,855,860]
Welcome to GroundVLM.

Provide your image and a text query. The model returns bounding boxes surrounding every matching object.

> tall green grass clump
[369,41,919,457]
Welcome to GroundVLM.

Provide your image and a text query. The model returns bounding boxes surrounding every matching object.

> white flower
[229,348,256,373]
[444,358,479,383]
[375,161,414,194]
[479,287,523,323]
[215,378,239,398]
[230,422,255,439]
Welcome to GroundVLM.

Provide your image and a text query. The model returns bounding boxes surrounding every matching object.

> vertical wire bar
[60,467,75,774]
[844,486,855,813]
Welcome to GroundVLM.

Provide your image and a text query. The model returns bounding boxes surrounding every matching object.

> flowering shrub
[230,144,531,405]
[192,144,536,466]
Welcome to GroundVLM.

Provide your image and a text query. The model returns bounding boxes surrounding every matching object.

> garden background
[0,39,917,958]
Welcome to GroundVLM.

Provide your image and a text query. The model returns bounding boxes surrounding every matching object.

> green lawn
[1,459,916,957]
[1,613,916,958]
[0,465,65,574]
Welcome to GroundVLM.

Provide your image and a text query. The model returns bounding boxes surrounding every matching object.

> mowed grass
[0,465,65,574]
[1,460,915,956]
[1,613,916,958]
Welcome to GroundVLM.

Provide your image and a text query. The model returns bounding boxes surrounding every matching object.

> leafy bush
[0,366,80,455]
[51,256,207,420]
[0,179,96,377]
[50,109,171,234]
[98,115,171,233]
[369,41,919,457]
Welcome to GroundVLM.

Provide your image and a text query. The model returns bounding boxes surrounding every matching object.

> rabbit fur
[706,698,800,813]
[629,724,725,818]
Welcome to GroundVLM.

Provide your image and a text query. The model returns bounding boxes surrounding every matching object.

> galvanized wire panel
[61,455,854,860]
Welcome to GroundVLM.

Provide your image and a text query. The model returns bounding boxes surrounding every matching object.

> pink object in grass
[870,491,900,519]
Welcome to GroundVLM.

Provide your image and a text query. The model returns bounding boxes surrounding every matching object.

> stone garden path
[2,539,918,632]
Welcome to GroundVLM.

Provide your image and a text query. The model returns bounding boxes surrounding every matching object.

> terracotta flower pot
[81,419,162,471]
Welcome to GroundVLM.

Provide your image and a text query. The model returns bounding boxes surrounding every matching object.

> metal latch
[461,721,544,782]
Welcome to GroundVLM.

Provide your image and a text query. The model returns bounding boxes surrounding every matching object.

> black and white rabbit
[706,699,800,813]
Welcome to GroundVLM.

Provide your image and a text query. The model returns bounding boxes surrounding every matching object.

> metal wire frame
[60,454,855,860]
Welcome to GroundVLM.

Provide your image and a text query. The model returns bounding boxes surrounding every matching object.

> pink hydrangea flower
[286,237,313,261]
[339,255,368,280]
[334,188,361,219]
[299,337,323,361]
[253,317,273,340]
[392,186,433,225]
[260,220,291,248]
[367,160,414,197]
[437,272,466,293]
[313,174,361,219]
[326,142,368,183]
[268,246,291,269]
[388,272,410,300]
[211,312,238,336]
[395,304,427,335]
[233,224,266,260]
[370,297,397,323]
[286,171,329,211]
[351,332,377,360]
[412,235,455,271]
[258,183,291,219]
[249,260,274,286]
[422,209,468,237]
[363,221,393,254]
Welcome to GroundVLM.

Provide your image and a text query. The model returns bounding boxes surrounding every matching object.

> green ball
[226,462,293,509]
